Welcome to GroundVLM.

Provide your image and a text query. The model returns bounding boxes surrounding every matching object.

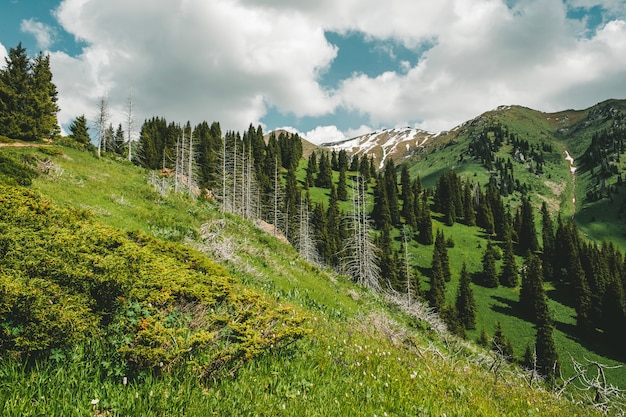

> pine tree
[540,202,555,281]
[519,253,547,322]
[383,160,400,225]
[418,192,433,245]
[463,179,476,226]
[456,261,476,330]
[68,115,91,147]
[517,196,539,254]
[30,52,59,139]
[372,180,392,230]
[434,230,451,282]
[427,250,446,312]
[305,151,317,188]
[0,43,59,140]
[315,152,333,188]
[481,240,499,288]
[535,305,559,380]
[571,256,593,335]
[500,231,518,287]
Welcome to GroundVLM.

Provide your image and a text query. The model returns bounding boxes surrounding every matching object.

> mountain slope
[322,127,435,169]
[0,145,608,416]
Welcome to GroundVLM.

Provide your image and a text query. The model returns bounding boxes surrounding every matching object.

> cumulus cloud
[305,125,347,144]
[20,19,56,50]
[0,43,7,67]
[52,0,338,130]
[47,0,626,138]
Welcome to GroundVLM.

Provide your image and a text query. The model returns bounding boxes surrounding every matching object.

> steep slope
[0,145,608,416]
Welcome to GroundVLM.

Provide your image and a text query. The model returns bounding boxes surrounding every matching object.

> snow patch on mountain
[321,127,435,168]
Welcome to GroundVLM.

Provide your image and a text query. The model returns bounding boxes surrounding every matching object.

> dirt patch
[544,180,565,196]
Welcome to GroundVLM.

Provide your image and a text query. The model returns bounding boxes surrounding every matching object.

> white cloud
[20,18,56,50]
[52,0,338,131]
[305,125,347,144]
[47,0,626,138]
[0,43,7,68]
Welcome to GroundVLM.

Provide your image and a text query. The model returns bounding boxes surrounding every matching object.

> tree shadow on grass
[490,295,527,321]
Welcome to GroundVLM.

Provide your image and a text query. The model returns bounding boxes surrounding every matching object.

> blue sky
[1,0,626,143]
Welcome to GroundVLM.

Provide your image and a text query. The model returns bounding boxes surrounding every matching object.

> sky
[1,0,626,144]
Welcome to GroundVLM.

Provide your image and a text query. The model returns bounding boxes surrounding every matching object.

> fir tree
[540,202,555,281]
[315,152,333,188]
[500,231,518,287]
[455,261,476,330]
[435,230,451,282]
[427,246,446,312]
[535,306,559,380]
[463,179,476,226]
[68,114,91,147]
[383,160,400,225]
[519,253,547,322]
[481,240,499,287]
[571,256,593,335]
[517,196,539,254]
[418,192,433,245]
[337,166,348,201]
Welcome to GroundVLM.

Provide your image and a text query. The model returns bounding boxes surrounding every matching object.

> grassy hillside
[404,99,626,251]
[0,145,613,415]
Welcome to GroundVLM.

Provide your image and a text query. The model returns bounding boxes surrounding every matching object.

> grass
[0,144,619,415]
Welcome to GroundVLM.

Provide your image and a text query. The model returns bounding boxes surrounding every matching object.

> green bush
[0,186,308,376]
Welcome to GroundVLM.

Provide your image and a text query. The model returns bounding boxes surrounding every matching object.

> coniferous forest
[1,43,626,415]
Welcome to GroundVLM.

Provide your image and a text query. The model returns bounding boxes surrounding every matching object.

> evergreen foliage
[480,240,499,288]
[0,43,59,141]
[455,261,476,330]
[500,231,518,287]
[68,115,91,148]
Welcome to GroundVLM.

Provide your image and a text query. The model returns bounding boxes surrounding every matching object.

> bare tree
[402,225,413,306]
[95,95,110,158]
[297,193,319,264]
[344,175,382,292]
[125,90,135,161]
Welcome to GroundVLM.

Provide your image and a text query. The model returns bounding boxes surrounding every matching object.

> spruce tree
[68,115,91,147]
[455,261,476,330]
[481,240,499,287]
[519,253,547,322]
[315,152,332,188]
[535,304,559,380]
[463,179,476,226]
[372,180,392,230]
[540,202,555,281]
[427,247,446,312]
[571,256,593,335]
[418,192,433,245]
[517,196,539,254]
[500,231,518,287]
[435,230,451,282]
[383,160,400,225]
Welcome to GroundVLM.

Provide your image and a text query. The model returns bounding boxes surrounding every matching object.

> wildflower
[90,399,100,405]
[122,376,128,385]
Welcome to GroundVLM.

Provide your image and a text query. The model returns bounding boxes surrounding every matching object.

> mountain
[318,99,626,248]
[321,127,435,169]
